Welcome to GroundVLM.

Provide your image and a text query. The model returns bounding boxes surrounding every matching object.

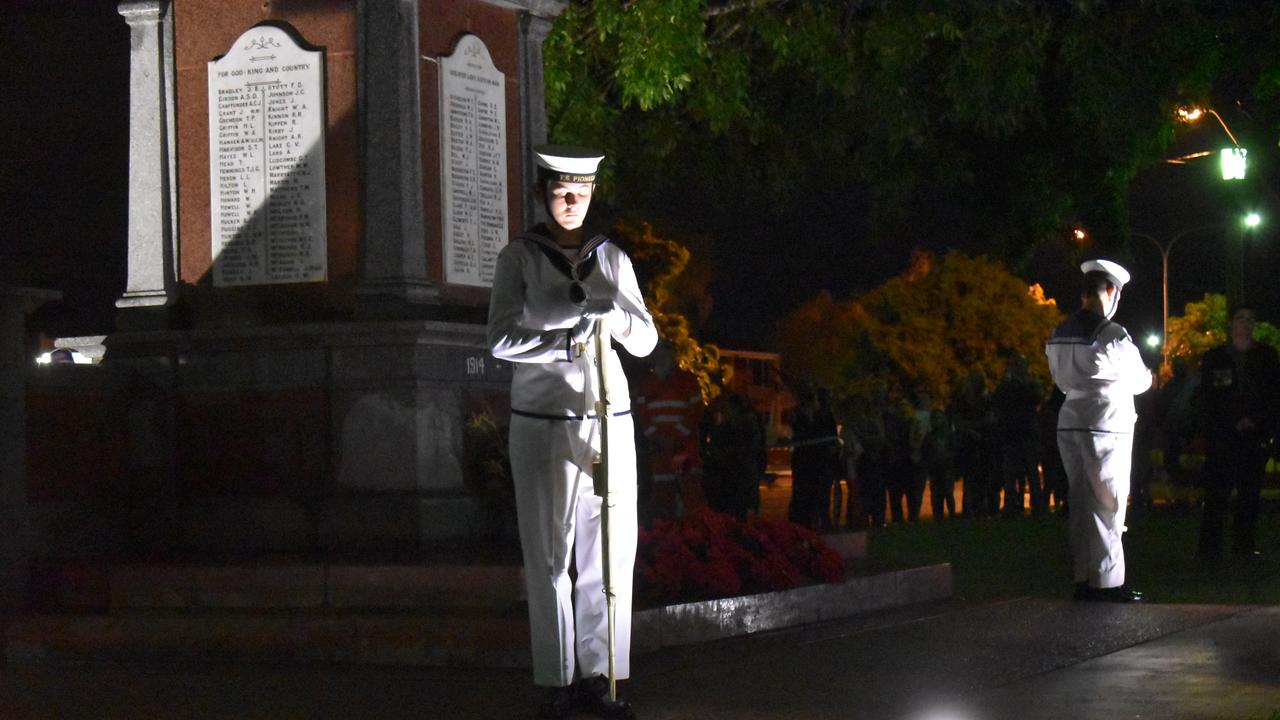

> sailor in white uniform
[1046,259,1152,603]
[488,145,656,719]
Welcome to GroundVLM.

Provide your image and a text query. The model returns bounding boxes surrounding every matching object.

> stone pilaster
[116,1,178,318]
[355,0,437,311]
[518,9,559,229]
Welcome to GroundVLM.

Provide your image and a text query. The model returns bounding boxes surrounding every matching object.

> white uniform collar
[520,227,609,266]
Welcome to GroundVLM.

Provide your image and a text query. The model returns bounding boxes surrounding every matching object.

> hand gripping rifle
[590,316,619,703]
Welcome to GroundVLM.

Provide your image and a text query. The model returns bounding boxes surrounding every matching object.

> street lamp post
[1172,106,1270,305]
[1241,212,1262,303]
[1176,106,1240,147]
[1132,224,1222,376]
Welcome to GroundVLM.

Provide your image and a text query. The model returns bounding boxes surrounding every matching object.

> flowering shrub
[462,412,515,539]
[634,509,846,607]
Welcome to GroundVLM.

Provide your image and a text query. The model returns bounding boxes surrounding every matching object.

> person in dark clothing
[883,398,925,523]
[853,385,890,528]
[1193,303,1280,561]
[837,395,870,529]
[787,386,840,529]
[701,392,765,520]
[992,353,1044,516]
[1156,356,1198,491]
[907,391,933,519]
[1131,377,1160,514]
[953,369,995,518]
[923,406,957,519]
[1038,388,1068,512]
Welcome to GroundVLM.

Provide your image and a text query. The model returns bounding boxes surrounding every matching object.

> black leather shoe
[576,675,636,719]
[538,685,574,720]
[1082,585,1146,603]
[1072,582,1089,601]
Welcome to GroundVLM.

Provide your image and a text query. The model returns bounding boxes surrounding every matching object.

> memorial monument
[30,0,569,560]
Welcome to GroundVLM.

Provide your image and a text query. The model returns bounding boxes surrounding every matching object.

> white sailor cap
[534,144,605,183]
[1080,259,1130,288]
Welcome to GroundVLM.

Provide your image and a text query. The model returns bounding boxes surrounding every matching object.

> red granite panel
[25,389,127,502]
[176,387,327,495]
[173,0,360,314]
[420,0,523,306]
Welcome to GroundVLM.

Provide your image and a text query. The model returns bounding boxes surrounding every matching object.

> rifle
[590,316,619,703]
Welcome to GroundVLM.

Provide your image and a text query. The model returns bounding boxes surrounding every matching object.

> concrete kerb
[632,563,952,655]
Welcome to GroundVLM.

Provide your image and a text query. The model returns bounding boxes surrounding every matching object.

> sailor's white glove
[581,298,632,338]
[581,298,615,321]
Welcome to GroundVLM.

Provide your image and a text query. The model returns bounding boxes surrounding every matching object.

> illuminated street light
[1245,211,1262,228]
[1221,148,1248,180]
[1176,105,1246,179]
[1145,334,1161,349]
[1176,105,1240,147]
[1175,106,1204,122]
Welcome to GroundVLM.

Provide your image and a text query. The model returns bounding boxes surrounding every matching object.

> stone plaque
[439,34,508,288]
[208,25,327,287]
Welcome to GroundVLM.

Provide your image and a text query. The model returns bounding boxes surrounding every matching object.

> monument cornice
[117,0,165,22]
[474,0,567,20]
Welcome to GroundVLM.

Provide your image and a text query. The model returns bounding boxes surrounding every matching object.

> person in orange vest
[634,342,705,520]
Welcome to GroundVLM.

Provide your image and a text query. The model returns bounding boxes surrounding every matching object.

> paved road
[1,598,1276,719]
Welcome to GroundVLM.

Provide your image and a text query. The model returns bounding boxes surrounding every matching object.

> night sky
[1124,117,1280,349]
[1,1,130,335]
[5,1,1279,357]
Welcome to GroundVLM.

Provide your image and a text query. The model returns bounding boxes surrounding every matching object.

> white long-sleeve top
[487,228,658,417]
[1046,309,1152,433]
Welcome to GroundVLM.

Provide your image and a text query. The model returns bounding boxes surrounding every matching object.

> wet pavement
[1,598,1276,719]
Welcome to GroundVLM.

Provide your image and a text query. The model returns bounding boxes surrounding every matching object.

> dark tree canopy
[772,251,1062,404]
[545,1,1280,270]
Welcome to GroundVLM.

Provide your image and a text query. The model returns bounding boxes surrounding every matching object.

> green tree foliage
[612,219,732,402]
[1166,293,1280,371]
[773,252,1062,404]
[543,1,1248,260]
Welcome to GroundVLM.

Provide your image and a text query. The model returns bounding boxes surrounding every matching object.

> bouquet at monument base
[635,509,846,608]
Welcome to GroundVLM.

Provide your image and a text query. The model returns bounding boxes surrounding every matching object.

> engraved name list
[439,34,508,288]
[208,25,327,287]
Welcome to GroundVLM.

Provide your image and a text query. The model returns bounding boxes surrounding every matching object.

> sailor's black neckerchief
[518,224,611,364]
[510,227,631,419]
[520,223,606,282]
[1047,308,1115,346]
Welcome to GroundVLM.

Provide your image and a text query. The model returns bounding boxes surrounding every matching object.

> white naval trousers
[510,412,638,688]
[1057,429,1131,589]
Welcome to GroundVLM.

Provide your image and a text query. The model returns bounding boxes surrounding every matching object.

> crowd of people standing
[631,353,1072,532]
[782,361,1068,532]
[631,312,1278,554]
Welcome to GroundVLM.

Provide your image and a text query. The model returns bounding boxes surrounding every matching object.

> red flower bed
[634,509,846,608]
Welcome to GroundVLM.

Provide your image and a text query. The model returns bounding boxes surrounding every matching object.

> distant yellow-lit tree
[1166,293,1280,372]
[612,220,731,402]
[774,251,1062,404]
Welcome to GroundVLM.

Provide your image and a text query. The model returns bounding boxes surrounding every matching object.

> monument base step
[32,532,867,613]
[33,562,527,613]
[5,609,531,668]
[6,560,950,669]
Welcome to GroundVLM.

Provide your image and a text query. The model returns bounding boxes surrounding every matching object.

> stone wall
[25,321,513,561]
